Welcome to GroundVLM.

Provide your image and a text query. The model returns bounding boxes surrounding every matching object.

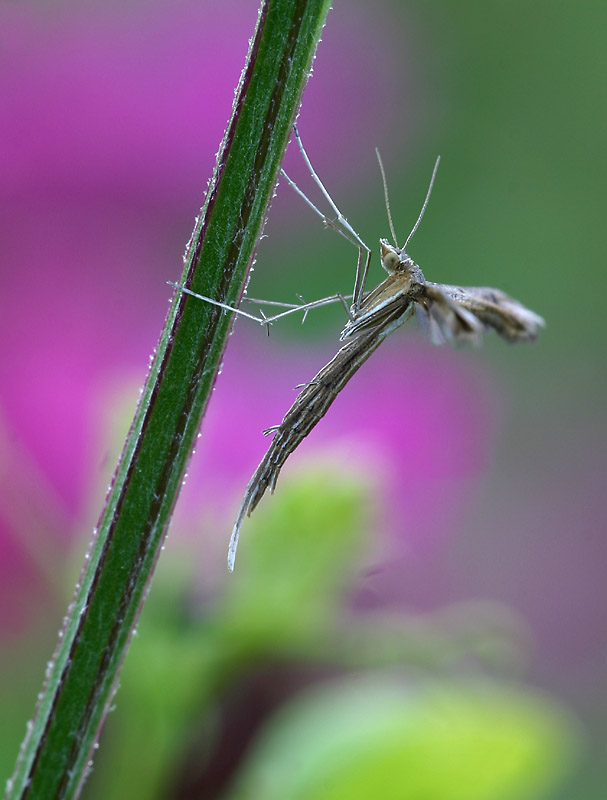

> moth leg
[291,125,369,252]
[351,246,372,315]
[170,281,355,328]
[280,168,362,250]
[284,125,373,314]
[243,296,310,309]
[168,282,268,326]
[260,292,355,325]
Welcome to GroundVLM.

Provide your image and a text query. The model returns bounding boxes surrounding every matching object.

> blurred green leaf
[219,462,371,654]
[227,676,578,800]
[84,465,546,799]
[83,465,371,799]
[84,576,223,800]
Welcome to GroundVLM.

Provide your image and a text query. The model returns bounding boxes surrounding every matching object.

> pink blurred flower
[0,0,403,512]
[0,1,464,634]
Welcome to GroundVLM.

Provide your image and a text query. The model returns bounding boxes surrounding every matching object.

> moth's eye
[382,251,400,271]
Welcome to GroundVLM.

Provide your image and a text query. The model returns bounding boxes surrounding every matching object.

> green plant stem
[6,1,332,797]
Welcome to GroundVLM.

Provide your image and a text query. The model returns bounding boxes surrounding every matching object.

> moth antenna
[403,155,440,252]
[375,148,399,248]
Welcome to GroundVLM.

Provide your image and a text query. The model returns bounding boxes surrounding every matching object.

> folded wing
[419,282,545,345]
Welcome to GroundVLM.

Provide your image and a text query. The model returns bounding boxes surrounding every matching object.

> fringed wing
[418,282,545,345]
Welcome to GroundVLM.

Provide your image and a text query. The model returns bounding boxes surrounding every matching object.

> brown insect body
[227,235,543,570]
[169,130,545,569]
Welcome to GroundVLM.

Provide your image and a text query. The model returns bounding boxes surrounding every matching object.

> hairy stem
[6,1,332,798]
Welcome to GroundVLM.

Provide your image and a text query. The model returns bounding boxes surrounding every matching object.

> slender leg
[172,130,374,330]
[168,282,354,327]
[292,125,369,251]
[167,282,265,324]
[243,296,307,309]
[281,166,369,311]
[352,247,372,314]
[259,292,356,325]
[280,169,361,250]
[285,125,374,313]
[336,293,355,321]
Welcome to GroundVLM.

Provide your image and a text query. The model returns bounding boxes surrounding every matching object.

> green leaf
[6,2,332,797]
[220,463,371,654]
[82,465,370,800]
[228,677,579,800]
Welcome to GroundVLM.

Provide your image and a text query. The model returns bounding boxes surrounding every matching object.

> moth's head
[380,238,414,274]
